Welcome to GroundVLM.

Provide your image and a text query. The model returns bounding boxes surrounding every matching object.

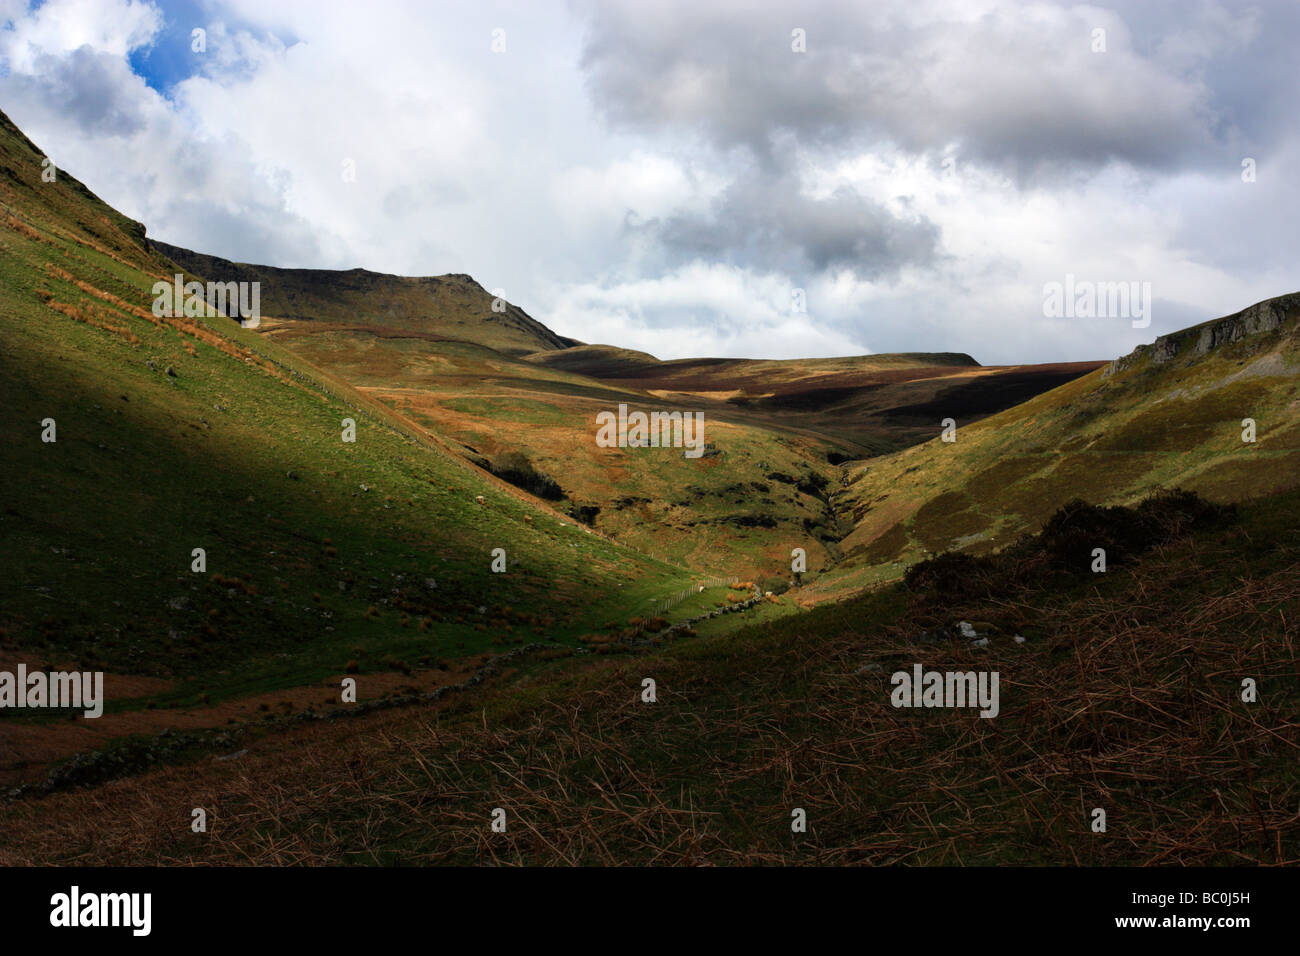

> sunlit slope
[154,240,578,356]
[0,109,693,700]
[825,293,1300,593]
[525,344,1101,456]
[267,324,847,579]
[523,344,981,381]
[267,326,1096,582]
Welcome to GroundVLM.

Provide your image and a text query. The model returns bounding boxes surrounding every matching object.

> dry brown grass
[2,515,1296,866]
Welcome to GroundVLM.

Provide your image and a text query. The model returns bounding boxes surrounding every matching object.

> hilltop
[0,107,701,784]
[822,291,1300,595]
[152,240,581,356]
[523,343,981,379]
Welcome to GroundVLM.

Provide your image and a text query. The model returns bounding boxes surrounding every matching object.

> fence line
[648,576,739,616]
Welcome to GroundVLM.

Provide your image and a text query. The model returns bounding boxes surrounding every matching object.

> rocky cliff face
[1105,292,1300,376]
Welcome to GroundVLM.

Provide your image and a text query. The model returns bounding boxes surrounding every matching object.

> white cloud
[0,0,1295,364]
[1,0,161,71]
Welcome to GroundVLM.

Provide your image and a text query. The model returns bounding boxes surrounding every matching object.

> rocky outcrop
[1104,292,1300,377]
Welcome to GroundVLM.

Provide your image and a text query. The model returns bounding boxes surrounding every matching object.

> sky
[2,0,1298,364]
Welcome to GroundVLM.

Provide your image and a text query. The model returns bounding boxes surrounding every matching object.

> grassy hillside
[269,325,851,579]
[263,321,1098,583]
[0,109,703,784]
[153,240,580,356]
[822,293,1300,595]
[4,486,1294,865]
[4,104,1296,868]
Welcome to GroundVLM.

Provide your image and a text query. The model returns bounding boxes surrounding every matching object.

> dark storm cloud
[651,170,939,279]
[568,0,1300,303]
[17,47,151,136]
[575,0,1291,179]
[1117,0,1300,149]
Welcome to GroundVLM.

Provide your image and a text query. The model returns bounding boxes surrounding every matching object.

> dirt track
[0,655,485,786]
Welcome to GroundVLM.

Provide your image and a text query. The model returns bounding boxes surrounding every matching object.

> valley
[1,105,1297,866]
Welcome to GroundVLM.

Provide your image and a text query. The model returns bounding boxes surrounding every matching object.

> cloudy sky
[2,0,1297,363]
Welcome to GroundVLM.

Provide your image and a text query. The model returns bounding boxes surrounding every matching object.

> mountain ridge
[151,238,583,356]
[1107,291,1300,376]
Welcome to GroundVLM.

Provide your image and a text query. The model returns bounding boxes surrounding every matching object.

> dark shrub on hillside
[759,576,790,595]
[491,451,564,500]
[1038,499,1149,569]
[796,472,830,498]
[569,503,601,525]
[904,551,988,598]
[1135,488,1236,537]
[904,489,1234,596]
[1040,489,1235,571]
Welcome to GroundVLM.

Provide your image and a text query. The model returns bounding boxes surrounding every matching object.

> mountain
[3,107,1296,868]
[0,108,696,784]
[137,230,1102,584]
[152,239,581,355]
[822,291,1300,595]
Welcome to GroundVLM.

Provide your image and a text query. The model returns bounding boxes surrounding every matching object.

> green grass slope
[0,109,697,738]
[267,326,847,580]
[153,240,580,356]
[824,293,1300,595]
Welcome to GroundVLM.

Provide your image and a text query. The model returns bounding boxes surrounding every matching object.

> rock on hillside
[1107,292,1300,376]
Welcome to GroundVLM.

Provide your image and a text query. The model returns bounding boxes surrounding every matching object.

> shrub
[1041,489,1235,570]
[490,451,564,500]
[905,488,1235,597]
[904,550,994,599]
[382,656,412,674]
